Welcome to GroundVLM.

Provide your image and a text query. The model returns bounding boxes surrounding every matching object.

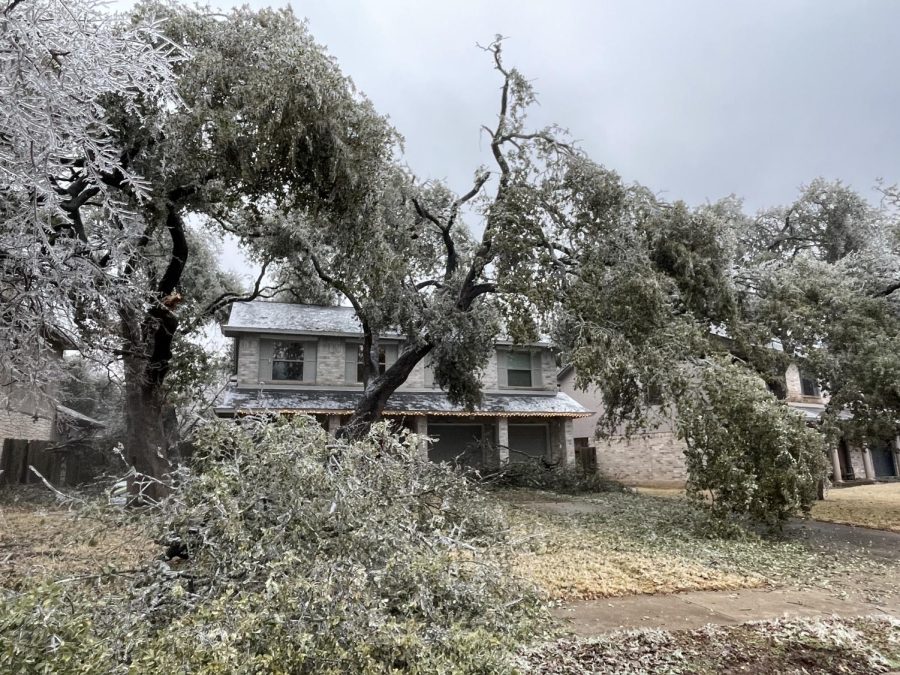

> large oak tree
[236,38,742,438]
[3,1,398,496]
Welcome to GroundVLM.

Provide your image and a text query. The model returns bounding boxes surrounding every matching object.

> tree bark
[123,353,172,502]
[340,342,433,437]
[120,201,188,499]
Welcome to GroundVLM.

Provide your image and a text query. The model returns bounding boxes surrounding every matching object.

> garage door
[428,424,483,466]
[508,424,549,463]
[871,442,897,477]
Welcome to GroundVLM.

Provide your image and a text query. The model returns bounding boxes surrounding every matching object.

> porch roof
[216,386,592,418]
[787,401,852,422]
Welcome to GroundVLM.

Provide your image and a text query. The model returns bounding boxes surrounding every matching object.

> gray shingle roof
[223,302,392,337]
[222,301,551,345]
[216,386,592,418]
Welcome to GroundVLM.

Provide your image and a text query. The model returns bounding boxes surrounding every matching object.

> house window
[800,372,820,397]
[645,383,663,406]
[506,351,532,388]
[271,341,305,381]
[356,344,386,382]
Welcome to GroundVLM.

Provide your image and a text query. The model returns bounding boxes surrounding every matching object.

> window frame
[356,344,387,382]
[269,340,306,382]
[504,350,534,389]
[257,337,317,384]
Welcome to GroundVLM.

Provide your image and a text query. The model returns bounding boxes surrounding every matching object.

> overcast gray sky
[159,0,900,277]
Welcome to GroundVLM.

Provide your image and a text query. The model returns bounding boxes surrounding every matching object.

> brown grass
[634,487,686,499]
[503,495,764,601]
[812,482,900,533]
[0,503,155,589]
[637,483,900,533]
[511,546,758,600]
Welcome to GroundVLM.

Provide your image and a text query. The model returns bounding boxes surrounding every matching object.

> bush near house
[0,418,546,673]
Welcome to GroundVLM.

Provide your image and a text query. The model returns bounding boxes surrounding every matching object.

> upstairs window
[506,351,533,388]
[257,339,316,383]
[800,372,820,397]
[357,344,387,382]
[345,343,395,384]
[271,341,305,381]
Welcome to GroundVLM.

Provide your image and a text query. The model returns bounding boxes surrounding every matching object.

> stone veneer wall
[481,351,498,389]
[405,358,425,388]
[234,333,555,391]
[1,382,57,443]
[315,338,345,386]
[540,350,556,390]
[236,336,260,385]
[595,431,688,487]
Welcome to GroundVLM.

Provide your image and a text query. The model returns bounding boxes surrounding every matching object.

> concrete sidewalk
[552,587,900,635]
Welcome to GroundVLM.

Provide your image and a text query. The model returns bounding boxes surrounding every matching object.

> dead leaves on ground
[519,616,900,674]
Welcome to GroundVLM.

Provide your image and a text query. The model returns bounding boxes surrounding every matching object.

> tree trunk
[340,342,433,438]
[123,354,172,503]
[120,201,188,500]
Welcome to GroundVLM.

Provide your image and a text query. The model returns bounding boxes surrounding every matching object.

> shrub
[676,359,827,530]
[1,417,546,673]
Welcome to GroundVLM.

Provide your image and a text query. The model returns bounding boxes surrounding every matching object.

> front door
[871,441,897,478]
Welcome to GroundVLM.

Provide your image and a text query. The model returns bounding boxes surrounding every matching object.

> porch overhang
[787,402,852,423]
[215,386,593,418]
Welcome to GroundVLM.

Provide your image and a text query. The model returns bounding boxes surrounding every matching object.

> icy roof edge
[223,301,553,346]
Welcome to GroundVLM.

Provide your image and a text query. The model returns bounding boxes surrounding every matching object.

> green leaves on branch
[676,359,827,530]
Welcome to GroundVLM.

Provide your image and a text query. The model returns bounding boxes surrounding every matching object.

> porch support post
[327,415,341,436]
[862,446,876,480]
[493,416,509,467]
[414,415,429,459]
[893,436,900,477]
[829,445,843,484]
[561,418,575,468]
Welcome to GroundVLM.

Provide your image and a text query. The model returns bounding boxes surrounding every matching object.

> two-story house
[559,363,900,487]
[215,302,592,467]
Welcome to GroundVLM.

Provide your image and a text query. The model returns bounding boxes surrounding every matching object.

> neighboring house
[215,302,592,467]
[559,363,900,487]
[0,336,104,486]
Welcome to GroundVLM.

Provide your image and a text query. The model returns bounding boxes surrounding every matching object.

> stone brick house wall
[558,369,687,486]
[0,377,58,442]
[560,361,900,486]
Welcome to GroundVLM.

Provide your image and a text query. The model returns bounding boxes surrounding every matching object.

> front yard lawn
[812,482,900,533]
[520,616,900,674]
[639,483,900,533]
[0,499,152,590]
[501,489,893,602]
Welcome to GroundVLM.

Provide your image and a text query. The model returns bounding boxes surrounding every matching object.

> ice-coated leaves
[0,0,179,398]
